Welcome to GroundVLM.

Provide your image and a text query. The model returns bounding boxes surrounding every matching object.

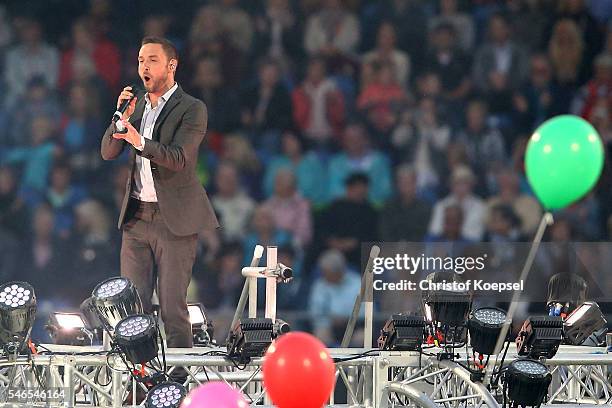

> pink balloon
[180,382,249,408]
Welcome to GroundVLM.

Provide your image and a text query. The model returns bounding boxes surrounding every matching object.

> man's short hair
[345,172,370,187]
[141,36,178,63]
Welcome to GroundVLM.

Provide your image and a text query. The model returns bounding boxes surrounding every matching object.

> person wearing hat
[427,165,486,241]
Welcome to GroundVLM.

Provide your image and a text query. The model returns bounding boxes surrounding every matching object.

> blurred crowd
[1,0,612,344]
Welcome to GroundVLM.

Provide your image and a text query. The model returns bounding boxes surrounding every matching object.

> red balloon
[263,332,335,408]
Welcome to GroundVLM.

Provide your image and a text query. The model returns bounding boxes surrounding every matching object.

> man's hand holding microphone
[112,85,142,149]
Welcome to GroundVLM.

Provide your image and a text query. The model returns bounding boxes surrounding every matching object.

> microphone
[112,84,141,133]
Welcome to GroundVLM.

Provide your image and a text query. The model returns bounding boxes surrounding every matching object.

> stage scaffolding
[0,344,610,407]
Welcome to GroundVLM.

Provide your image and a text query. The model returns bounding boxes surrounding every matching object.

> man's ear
[169,59,178,72]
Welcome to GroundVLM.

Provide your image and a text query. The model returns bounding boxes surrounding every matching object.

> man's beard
[144,74,168,93]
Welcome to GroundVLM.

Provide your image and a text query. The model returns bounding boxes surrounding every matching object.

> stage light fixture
[0,281,37,354]
[467,307,507,355]
[145,381,187,408]
[516,316,563,359]
[46,312,92,346]
[378,314,425,351]
[503,359,551,407]
[227,317,274,363]
[91,277,143,332]
[114,314,159,365]
[188,303,214,346]
[421,273,471,326]
[80,296,104,330]
[563,301,608,346]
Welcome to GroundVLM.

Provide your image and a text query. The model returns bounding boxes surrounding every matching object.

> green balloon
[525,115,604,210]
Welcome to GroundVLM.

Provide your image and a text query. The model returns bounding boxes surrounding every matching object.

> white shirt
[132,83,178,202]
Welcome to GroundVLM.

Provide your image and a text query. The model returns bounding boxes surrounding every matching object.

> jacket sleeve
[140,100,207,172]
[100,122,127,160]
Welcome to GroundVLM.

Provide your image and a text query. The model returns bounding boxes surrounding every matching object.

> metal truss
[0,345,610,407]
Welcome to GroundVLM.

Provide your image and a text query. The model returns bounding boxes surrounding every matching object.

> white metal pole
[265,246,278,322]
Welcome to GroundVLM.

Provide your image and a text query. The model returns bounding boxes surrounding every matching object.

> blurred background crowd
[0,0,612,344]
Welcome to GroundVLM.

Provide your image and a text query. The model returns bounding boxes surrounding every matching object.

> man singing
[100,36,219,351]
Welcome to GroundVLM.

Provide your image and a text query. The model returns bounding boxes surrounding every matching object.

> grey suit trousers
[120,198,197,348]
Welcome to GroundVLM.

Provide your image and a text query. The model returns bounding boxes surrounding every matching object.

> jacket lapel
[152,86,183,142]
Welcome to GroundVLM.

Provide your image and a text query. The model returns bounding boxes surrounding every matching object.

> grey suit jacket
[100,85,219,236]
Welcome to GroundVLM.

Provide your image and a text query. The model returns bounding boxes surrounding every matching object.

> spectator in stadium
[327,122,392,205]
[554,0,604,79]
[357,60,409,137]
[304,0,360,58]
[548,19,585,86]
[428,165,486,241]
[424,22,472,103]
[425,204,470,243]
[0,166,28,240]
[263,168,313,246]
[363,22,410,87]
[7,76,62,147]
[211,161,255,241]
[219,134,262,198]
[263,130,327,205]
[486,168,542,236]
[308,249,361,345]
[456,98,506,192]
[513,53,559,131]
[251,0,304,67]
[242,204,292,265]
[58,18,121,92]
[69,199,117,300]
[4,16,59,109]
[485,204,524,242]
[189,56,239,133]
[320,173,378,267]
[428,0,475,51]
[22,203,69,301]
[292,56,346,145]
[473,13,528,114]
[60,83,104,181]
[2,114,59,194]
[359,0,428,73]
[572,53,612,122]
[40,162,88,237]
[505,1,551,52]
[199,241,245,309]
[240,58,293,150]
[393,97,451,196]
[216,0,254,54]
[188,5,245,87]
[379,165,432,242]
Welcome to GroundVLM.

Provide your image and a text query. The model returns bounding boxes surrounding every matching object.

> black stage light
[80,296,104,330]
[187,303,214,346]
[0,281,37,354]
[92,277,143,332]
[516,316,563,359]
[503,359,552,407]
[46,312,92,346]
[563,301,608,346]
[145,381,187,408]
[378,314,425,351]
[227,318,274,363]
[422,273,471,326]
[114,314,159,365]
[467,307,507,355]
